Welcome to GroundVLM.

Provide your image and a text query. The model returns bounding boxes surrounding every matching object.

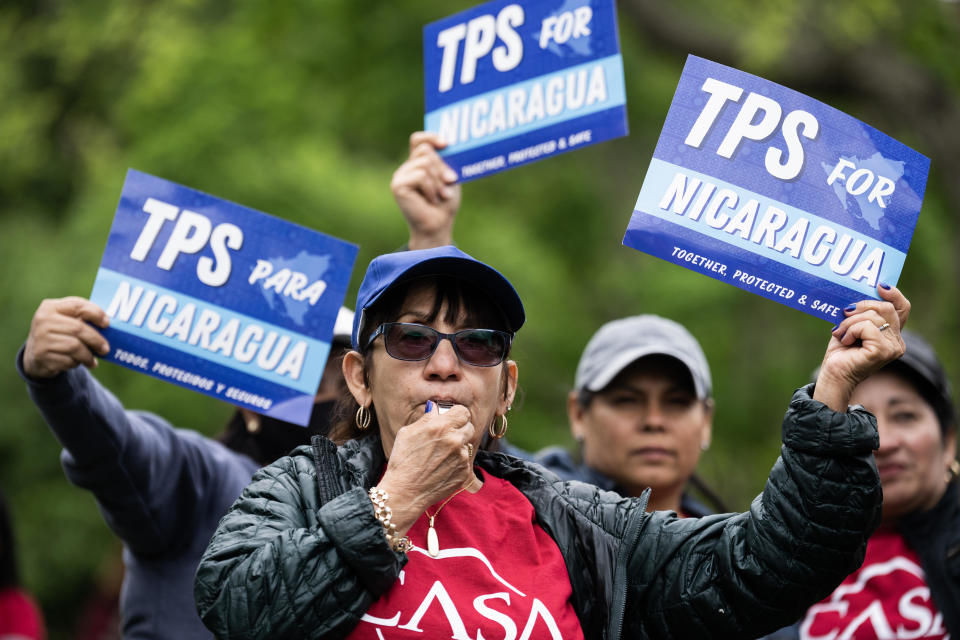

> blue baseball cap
[351,246,525,349]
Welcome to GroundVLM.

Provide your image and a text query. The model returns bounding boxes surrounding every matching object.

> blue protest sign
[423,0,628,181]
[90,169,358,426]
[623,55,929,322]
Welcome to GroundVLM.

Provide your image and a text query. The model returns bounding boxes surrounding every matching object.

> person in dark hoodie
[16,296,352,639]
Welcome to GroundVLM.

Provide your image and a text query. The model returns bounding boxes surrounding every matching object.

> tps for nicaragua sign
[90,170,358,426]
[623,55,929,322]
[424,0,628,181]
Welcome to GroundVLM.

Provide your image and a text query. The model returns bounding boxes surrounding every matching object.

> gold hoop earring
[356,404,372,431]
[489,413,508,439]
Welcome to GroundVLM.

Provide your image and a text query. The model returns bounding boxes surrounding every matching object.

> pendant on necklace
[427,515,440,557]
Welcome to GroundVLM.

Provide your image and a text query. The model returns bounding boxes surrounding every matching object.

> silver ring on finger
[878,322,891,332]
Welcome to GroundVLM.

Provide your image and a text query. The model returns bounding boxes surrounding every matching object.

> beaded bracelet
[368,487,413,553]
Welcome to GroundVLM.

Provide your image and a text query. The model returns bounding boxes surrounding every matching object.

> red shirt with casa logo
[346,469,585,640]
[800,526,948,639]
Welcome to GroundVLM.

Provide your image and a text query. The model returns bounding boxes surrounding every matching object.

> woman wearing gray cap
[792,331,958,639]
[535,314,721,516]
[195,245,911,640]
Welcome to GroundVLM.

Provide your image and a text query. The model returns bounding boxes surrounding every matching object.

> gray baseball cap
[574,315,712,399]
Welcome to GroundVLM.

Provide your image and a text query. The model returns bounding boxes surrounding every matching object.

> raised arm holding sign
[194,240,912,640]
[16,171,359,639]
[392,132,461,250]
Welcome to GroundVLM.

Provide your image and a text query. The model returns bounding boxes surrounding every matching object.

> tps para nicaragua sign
[90,170,358,426]
[623,55,929,322]
[423,0,628,181]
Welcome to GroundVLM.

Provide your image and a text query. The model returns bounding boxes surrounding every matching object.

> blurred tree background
[1,0,958,634]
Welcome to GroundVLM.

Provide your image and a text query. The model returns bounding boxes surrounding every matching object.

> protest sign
[423,0,628,181]
[623,55,929,322]
[90,169,358,426]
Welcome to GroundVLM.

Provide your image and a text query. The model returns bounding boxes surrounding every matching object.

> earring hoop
[489,413,508,439]
[356,404,372,431]
[949,459,960,480]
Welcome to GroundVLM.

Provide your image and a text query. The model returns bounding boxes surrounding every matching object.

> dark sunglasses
[365,322,512,367]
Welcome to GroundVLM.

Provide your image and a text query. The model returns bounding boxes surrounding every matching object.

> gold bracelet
[368,487,413,553]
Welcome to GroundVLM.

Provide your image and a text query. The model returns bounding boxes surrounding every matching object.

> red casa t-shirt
[800,526,947,639]
[347,469,585,640]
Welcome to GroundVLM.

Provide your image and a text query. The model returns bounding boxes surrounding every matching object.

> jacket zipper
[310,435,342,506]
[607,488,650,640]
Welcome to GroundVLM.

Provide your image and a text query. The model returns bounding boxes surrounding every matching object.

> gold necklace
[424,478,476,557]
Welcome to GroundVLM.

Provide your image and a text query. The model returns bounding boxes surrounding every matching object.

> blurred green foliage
[1,0,958,635]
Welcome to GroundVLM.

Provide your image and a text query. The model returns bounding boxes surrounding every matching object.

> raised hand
[391,131,461,250]
[23,297,110,379]
[814,284,910,411]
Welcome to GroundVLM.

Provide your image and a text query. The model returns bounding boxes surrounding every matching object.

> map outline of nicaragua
[257,250,332,327]
[821,152,905,231]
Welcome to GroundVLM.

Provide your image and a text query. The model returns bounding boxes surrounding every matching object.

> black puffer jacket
[194,384,882,639]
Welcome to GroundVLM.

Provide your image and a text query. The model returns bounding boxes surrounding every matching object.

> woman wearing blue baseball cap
[195,245,910,639]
